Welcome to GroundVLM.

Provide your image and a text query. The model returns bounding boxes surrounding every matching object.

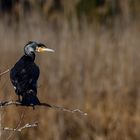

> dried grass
[0,16,140,140]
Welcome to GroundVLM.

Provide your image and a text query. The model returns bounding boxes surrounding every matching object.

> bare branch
[1,122,38,132]
[0,100,87,116]
[7,109,26,140]
[45,103,88,116]
[0,69,87,116]
[0,101,21,106]
[0,69,9,76]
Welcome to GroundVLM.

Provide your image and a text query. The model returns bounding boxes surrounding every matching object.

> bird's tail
[21,90,40,106]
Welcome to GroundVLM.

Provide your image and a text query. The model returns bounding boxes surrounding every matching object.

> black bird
[10,41,54,106]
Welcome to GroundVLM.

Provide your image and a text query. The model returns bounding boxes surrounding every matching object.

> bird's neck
[24,53,35,61]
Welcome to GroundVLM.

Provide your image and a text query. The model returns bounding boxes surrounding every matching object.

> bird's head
[24,41,54,56]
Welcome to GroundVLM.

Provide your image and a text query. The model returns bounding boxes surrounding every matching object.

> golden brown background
[0,0,140,140]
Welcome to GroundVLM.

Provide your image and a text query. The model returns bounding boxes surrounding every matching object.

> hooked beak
[36,43,54,53]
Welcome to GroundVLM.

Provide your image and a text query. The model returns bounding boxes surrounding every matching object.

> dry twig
[1,122,38,132]
[0,100,87,116]
[6,109,26,140]
[0,69,9,76]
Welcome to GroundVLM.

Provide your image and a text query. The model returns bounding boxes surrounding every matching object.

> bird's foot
[32,106,35,110]
[16,99,21,103]
[16,95,21,103]
[15,99,22,106]
[30,104,35,110]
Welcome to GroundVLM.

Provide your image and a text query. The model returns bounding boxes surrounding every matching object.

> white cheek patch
[28,46,34,52]
[14,86,16,90]
[27,46,34,52]
[25,44,35,55]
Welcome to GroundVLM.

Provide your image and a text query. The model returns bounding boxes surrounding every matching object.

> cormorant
[10,41,54,106]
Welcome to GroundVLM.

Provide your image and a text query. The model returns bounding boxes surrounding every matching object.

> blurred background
[0,0,140,139]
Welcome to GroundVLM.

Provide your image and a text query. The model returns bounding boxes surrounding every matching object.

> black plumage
[10,41,54,106]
